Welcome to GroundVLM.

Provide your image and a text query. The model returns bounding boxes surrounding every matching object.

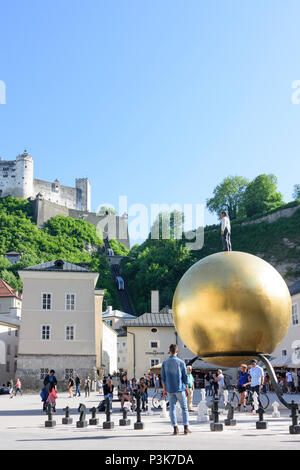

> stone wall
[32,199,130,249]
[16,354,97,391]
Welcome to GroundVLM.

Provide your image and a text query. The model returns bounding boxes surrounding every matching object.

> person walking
[161,344,191,436]
[286,369,294,394]
[154,375,160,392]
[186,366,195,412]
[217,370,225,400]
[84,376,91,398]
[14,378,22,396]
[98,377,103,395]
[68,375,74,398]
[220,211,232,251]
[235,364,249,410]
[243,359,264,412]
[9,379,14,398]
[46,383,57,413]
[75,374,81,397]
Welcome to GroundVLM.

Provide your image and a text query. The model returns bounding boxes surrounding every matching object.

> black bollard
[76,403,88,428]
[256,406,267,430]
[119,407,131,426]
[210,397,223,431]
[224,402,236,426]
[134,392,144,430]
[289,401,300,435]
[89,407,99,426]
[103,397,114,429]
[45,403,56,428]
[62,406,73,425]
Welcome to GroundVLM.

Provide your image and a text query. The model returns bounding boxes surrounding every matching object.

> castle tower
[76,178,91,211]
[15,150,34,199]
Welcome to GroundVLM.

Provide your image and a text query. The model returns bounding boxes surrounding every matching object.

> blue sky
[1,0,300,245]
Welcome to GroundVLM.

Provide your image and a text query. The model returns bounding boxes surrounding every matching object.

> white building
[102,306,135,372]
[0,279,22,385]
[271,281,300,368]
[102,321,118,376]
[16,259,104,390]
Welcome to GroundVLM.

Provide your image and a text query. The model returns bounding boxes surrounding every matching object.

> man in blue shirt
[161,344,191,435]
[243,359,264,411]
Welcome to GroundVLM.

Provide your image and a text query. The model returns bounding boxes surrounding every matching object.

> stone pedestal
[62,417,73,425]
[103,421,114,429]
[76,420,88,428]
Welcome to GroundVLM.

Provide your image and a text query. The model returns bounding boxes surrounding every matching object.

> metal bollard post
[76,403,88,428]
[103,397,114,429]
[289,401,300,435]
[210,397,223,431]
[89,406,99,425]
[134,392,144,430]
[119,407,131,426]
[256,406,267,430]
[224,402,236,426]
[45,403,56,428]
[62,406,73,425]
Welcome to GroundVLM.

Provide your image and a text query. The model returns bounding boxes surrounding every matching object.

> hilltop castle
[0,151,130,249]
[0,150,90,211]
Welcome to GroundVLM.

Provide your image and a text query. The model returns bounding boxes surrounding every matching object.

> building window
[42,293,52,310]
[282,350,287,356]
[122,342,126,347]
[150,341,159,349]
[66,293,76,311]
[41,325,51,340]
[15,330,18,337]
[15,346,18,357]
[7,344,10,356]
[292,304,299,326]
[40,368,49,380]
[150,359,159,367]
[8,328,11,336]
[65,369,74,380]
[151,328,157,333]
[6,361,10,372]
[65,325,75,341]
[14,361,17,372]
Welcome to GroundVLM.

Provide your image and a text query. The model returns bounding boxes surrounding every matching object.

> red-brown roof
[0,279,22,299]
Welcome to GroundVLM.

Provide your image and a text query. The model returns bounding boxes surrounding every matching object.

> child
[46,383,57,413]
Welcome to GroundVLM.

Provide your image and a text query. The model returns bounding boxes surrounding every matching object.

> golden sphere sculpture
[172,251,292,367]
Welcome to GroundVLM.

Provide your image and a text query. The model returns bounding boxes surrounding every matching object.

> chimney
[151,290,159,313]
[107,306,113,315]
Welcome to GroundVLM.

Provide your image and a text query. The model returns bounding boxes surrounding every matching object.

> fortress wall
[32,199,130,248]
[33,198,69,227]
[0,160,22,198]
[33,179,79,210]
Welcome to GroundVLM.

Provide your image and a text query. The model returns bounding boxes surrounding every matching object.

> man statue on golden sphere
[172,251,292,367]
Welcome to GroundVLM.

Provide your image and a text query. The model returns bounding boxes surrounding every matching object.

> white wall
[102,322,117,375]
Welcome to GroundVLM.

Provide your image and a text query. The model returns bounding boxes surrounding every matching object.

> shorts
[238,385,246,393]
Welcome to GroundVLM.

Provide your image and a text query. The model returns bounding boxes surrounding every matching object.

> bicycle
[228,386,269,410]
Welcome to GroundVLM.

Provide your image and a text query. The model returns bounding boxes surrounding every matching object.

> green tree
[206,176,249,220]
[243,174,284,217]
[293,184,300,200]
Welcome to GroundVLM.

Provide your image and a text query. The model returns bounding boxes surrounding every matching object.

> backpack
[97,400,106,412]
